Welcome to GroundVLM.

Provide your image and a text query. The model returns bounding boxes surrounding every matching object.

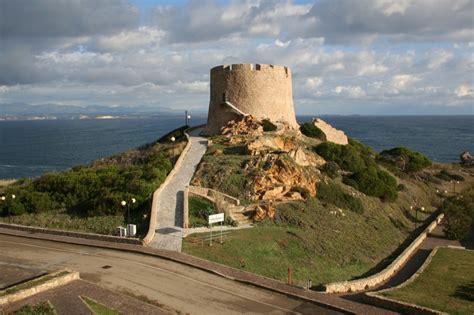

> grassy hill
[184,118,473,286]
[0,127,188,235]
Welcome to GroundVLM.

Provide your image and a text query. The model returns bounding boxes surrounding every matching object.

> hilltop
[184,116,474,285]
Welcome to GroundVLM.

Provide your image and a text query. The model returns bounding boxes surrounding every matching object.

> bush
[378,147,431,173]
[435,170,465,182]
[262,119,277,132]
[158,125,188,143]
[318,182,364,214]
[443,188,474,240]
[300,122,327,141]
[346,167,398,202]
[322,161,340,178]
[291,186,311,199]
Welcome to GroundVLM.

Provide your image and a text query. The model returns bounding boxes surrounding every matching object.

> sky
[0,0,473,115]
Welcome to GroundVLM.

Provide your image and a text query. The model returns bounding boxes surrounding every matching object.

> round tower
[203,64,298,135]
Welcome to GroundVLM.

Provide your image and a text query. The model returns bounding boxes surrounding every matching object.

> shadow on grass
[453,281,474,302]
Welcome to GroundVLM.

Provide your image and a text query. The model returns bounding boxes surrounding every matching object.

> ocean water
[0,115,472,179]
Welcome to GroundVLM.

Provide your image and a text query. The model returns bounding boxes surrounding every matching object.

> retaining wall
[323,213,444,293]
[0,269,79,305]
[362,246,462,315]
[142,132,192,245]
[0,223,141,245]
[183,186,241,228]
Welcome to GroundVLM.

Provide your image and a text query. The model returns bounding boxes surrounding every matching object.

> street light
[410,205,424,230]
[121,198,136,227]
[450,180,460,195]
[1,194,15,224]
[185,110,191,126]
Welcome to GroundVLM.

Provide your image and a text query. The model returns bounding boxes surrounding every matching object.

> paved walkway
[151,129,208,251]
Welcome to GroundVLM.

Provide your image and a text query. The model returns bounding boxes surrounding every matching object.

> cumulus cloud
[0,0,138,38]
[0,0,472,114]
[300,0,474,44]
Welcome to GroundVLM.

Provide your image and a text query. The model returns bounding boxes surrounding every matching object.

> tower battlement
[203,63,298,135]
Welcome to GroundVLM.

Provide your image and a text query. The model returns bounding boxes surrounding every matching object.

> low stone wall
[0,223,141,245]
[0,269,80,305]
[323,213,444,293]
[363,246,455,315]
[188,186,240,205]
[142,132,192,245]
[184,186,241,228]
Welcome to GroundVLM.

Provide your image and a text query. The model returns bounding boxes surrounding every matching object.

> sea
[0,115,473,179]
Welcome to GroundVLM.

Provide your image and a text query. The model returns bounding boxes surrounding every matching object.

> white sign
[208,213,224,224]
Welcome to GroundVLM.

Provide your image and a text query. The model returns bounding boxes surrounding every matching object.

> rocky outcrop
[220,115,263,137]
[460,151,473,166]
[246,154,319,201]
[252,204,276,221]
[312,118,348,145]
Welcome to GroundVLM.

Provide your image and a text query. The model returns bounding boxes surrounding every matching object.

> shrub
[318,182,364,214]
[346,167,398,202]
[378,147,431,173]
[443,188,474,240]
[158,125,188,143]
[262,119,277,132]
[315,140,398,201]
[435,170,465,182]
[291,186,311,199]
[300,122,327,141]
[322,161,340,178]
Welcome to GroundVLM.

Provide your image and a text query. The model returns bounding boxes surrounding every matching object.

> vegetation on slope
[378,146,432,174]
[442,186,474,240]
[314,139,399,201]
[299,122,326,141]
[0,127,188,235]
[186,119,447,285]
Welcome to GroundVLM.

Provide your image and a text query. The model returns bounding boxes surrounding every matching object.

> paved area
[3,279,169,315]
[151,129,208,251]
[0,233,346,314]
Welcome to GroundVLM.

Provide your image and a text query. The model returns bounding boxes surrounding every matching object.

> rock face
[220,115,263,137]
[312,118,348,145]
[246,154,319,201]
[460,151,474,166]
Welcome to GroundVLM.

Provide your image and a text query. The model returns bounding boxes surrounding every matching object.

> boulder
[312,118,348,145]
[460,151,473,166]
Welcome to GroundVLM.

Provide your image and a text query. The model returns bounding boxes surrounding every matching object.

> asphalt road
[0,234,342,315]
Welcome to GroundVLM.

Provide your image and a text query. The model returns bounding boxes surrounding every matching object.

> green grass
[0,211,124,235]
[183,196,418,286]
[1,271,69,297]
[82,296,122,315]
[382,248,474,315]
[6,301,55,315]
[188,195,216,227]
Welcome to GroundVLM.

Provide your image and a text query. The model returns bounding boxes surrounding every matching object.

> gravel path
[151,129,207,251]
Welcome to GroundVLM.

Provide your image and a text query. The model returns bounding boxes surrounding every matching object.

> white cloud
[455,84,474,98]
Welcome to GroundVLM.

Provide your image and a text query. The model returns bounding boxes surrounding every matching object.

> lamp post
[410,205,424,230]
[1,194,15,224]
[451,180,460,195]
[121,198,136,227]
[185,111,191,126]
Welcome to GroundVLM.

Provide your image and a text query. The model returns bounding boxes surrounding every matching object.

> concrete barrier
[142,132,192,245]
[0,223,141,245]
[323,213,444,293]
[0,269,79,305]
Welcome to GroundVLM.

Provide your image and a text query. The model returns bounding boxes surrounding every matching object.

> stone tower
[203,64,298,135]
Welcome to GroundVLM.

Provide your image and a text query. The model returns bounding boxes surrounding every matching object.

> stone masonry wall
[203,64,298,135]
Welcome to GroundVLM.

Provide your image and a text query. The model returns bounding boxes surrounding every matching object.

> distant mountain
[0,103,207,120]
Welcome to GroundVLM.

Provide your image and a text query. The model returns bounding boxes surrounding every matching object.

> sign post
[208,213,225,246]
